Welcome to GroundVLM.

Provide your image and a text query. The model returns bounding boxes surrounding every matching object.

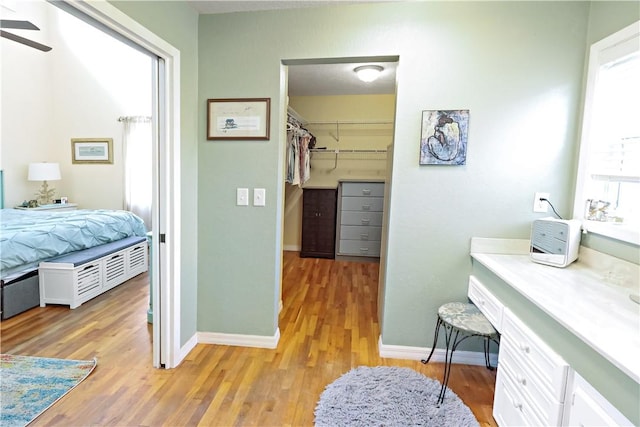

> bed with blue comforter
[0,208,147,281]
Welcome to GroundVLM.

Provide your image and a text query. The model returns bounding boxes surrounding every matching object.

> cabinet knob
[362,204,371,211]
[519,343,531,353]
[511,398,523,410]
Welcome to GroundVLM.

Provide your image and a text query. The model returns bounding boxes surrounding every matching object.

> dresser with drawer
[336,181,385,258]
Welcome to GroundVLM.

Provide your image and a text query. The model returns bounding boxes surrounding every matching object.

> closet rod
[311,148,387,170]
[306,120,393,125]
[311,149,387,153]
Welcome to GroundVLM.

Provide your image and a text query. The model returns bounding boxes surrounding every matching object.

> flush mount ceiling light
[354,65,384,83]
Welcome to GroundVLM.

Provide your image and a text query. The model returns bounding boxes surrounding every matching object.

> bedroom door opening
[53,0,181,368]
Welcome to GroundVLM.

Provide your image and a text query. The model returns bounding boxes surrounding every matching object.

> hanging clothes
[286,114,314,187]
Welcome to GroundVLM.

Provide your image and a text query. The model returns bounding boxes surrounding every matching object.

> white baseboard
[283,244,300,252]
[378,336,498,366]
[198,328,281,349]
[176,332,198,366]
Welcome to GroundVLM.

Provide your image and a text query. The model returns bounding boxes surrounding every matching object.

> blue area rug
[0,354,97,426]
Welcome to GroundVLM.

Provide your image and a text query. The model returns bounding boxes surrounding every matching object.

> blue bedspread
[0,208,147,279]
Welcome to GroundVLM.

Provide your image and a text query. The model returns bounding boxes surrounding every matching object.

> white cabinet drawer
[338,240,381,257]
[104,251,127,290]
[494,366,546,427]
[502,308,569,402]
[340,211,383,227]
[339,225,382,241]
[468,275,504,333]
[341,182,384,197]
[500,340,565,425]
[341,196,384,212]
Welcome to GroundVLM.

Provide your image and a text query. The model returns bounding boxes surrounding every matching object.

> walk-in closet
[283,60,398,263]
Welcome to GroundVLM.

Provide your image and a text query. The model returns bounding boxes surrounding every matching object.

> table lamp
[28,162,61,205]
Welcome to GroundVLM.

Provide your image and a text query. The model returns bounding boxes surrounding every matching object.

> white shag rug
[314,366,480,427]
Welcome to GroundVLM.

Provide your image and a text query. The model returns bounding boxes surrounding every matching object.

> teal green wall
[195,1,593,342]
[109,1,199,347]
[107,1,639,357]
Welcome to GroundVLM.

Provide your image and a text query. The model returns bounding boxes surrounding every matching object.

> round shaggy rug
[314,366,479,427]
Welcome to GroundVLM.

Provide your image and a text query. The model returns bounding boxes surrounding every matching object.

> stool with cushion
[421,302,499,404]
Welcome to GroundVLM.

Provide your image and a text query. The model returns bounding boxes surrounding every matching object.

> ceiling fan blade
[0,19,39,30]
[0,30,52,52]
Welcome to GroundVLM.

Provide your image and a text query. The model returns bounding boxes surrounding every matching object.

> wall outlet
[533,192,550,213]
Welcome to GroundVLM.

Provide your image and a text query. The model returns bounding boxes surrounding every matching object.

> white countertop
[470,238,640,383]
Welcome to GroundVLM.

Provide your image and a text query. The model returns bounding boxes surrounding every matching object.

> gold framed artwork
[71,138,113,164]
[207,98,271,140]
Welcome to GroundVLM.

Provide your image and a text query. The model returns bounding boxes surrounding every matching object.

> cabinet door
[565,372,633,427]
[301,189,337,258]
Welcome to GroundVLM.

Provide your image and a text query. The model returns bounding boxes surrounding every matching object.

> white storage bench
[39,236,148,309]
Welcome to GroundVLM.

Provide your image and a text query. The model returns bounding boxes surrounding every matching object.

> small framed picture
[207,98,271,140]
[71,138,113,164]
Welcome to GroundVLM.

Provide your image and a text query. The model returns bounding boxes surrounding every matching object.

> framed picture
[207,98,271,140]
[71,138,113,164]
[420,110,469,165]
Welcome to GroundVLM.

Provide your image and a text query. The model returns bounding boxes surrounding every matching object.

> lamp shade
[28,162,61,181]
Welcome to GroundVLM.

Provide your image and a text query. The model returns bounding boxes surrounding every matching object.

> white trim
[198,329,281,349]
[67,0,183,368]
[283,244,301,252]
[572,20,640,246]
[179,333,199,363]
[378,336,498,366]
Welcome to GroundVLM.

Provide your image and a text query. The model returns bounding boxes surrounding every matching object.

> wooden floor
[0,252,497,426]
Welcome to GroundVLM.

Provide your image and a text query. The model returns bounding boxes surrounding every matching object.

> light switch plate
[254,188,266,206]
[237,188,249,206]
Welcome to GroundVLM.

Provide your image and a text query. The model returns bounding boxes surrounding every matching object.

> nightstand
[14,203,78,212]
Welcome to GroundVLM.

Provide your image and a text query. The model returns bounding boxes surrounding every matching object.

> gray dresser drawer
[340,211,383,227]
[338,240,381,257]
[341,182,385,198]
[339,225,382,241]
[340,196,384,212]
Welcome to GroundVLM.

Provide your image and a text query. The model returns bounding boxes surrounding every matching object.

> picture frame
[71,138,113,164]
[420,110,469,166]
[207,98,271,140]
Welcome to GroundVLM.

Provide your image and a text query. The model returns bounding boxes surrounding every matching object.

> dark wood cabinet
[300,188,337,258]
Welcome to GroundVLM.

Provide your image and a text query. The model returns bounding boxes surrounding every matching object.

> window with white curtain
[122,116,152,230]
[573,21,640,245]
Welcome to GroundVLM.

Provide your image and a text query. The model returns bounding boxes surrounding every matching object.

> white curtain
[122,116,152,230]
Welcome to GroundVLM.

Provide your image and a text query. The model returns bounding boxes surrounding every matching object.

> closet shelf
[306,120,393,142]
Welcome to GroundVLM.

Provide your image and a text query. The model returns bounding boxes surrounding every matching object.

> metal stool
[421,302,499,405]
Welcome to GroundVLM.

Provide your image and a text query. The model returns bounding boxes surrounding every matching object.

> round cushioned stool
[421,302,499,405]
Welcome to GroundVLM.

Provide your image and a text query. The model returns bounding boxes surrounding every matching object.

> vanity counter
[470,238,639,383]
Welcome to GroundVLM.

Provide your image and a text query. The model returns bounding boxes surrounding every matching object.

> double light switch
[237,188,266,206]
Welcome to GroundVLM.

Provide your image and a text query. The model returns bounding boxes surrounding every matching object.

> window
[573,21,640,245]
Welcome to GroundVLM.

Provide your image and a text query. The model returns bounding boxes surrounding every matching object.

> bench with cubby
[39,236,148,309]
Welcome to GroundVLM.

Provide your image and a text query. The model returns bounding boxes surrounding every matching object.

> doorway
[281,57,398,320]
[54,0,182,368]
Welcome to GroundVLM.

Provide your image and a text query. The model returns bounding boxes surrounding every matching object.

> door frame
[68,0,182,368]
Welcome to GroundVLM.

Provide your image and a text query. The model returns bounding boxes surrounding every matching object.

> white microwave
[530,218,582,267]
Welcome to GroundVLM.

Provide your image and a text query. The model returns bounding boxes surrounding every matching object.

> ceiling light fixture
[354,65,384,83]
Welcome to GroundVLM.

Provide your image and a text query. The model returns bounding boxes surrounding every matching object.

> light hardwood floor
[0,252,497,426]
